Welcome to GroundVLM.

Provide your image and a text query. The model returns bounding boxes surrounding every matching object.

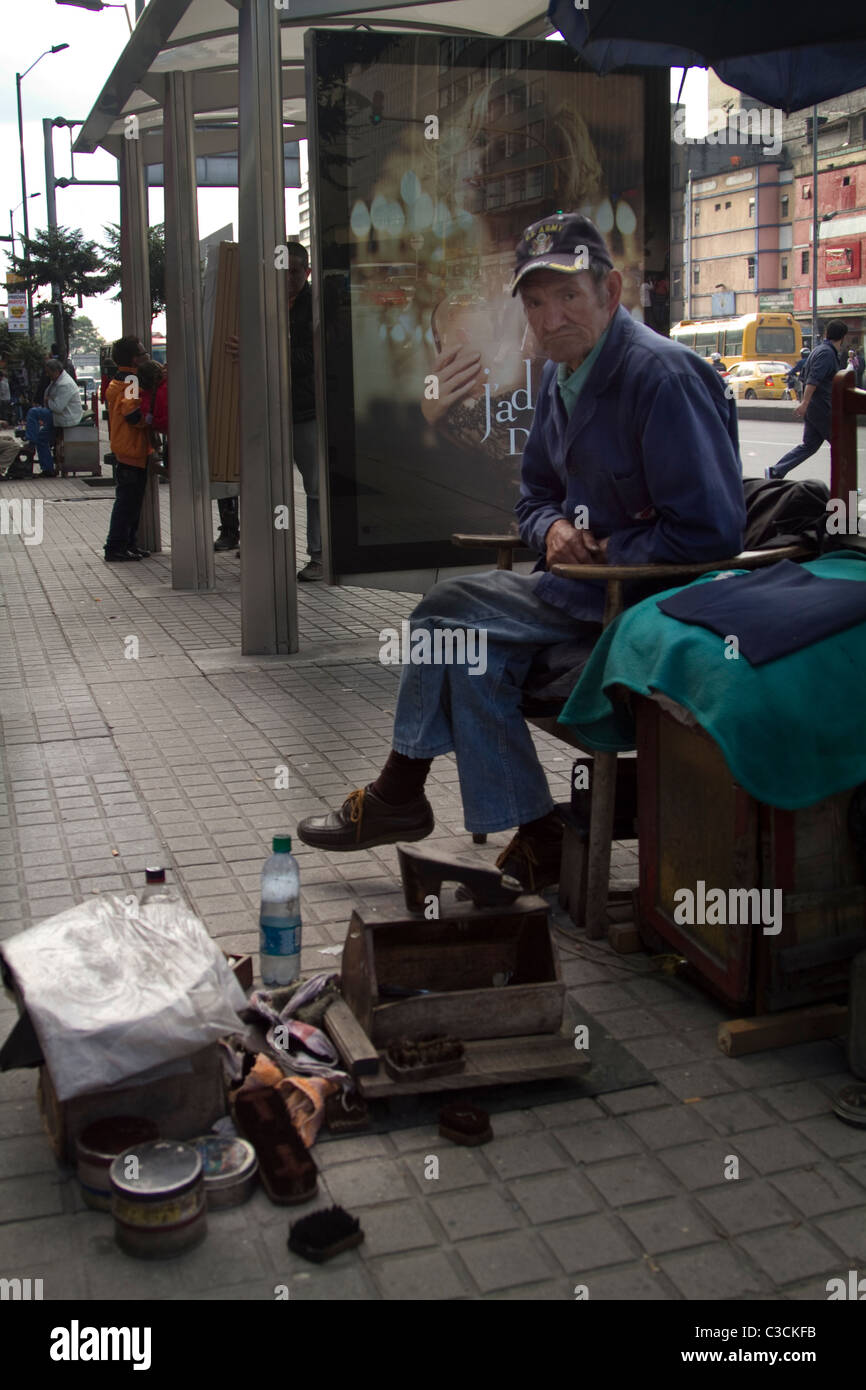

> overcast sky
[1,1,705,345]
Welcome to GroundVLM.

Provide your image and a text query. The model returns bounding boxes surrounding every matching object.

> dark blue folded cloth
[656,559,866,665]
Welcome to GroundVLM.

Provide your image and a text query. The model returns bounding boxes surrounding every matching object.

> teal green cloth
[556,320,611,417]
[558,552,866,810]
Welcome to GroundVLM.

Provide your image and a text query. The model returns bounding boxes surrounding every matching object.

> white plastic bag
[1,892,248,1101]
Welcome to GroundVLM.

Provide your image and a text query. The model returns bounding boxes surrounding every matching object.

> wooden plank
[323,998,380,1077]
[370,981,565,1046]
[717,1003,848,1057]
[356,1029,589,1098]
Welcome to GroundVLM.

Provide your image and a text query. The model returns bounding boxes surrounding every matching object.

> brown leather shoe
[494,825,563,892]
[297,786,434,851]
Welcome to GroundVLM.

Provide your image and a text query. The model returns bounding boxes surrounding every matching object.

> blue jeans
[25,407,55,473]
[771,419,828,478]
[391,571,599,833]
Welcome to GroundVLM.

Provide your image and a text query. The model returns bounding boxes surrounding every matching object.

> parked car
[722,361,794,400]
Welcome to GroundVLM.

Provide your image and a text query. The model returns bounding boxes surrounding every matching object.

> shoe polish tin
[110,1140,207,1258]
[76,1116,161,1212]
[190,1135,258,1209]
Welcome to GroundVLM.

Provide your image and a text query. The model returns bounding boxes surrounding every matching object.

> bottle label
[259,914,301,957]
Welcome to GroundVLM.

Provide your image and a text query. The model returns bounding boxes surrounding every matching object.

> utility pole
[16,73,34,338]
[811,104,820,349]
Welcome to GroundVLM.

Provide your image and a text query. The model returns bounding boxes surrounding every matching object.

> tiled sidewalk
[0,470,864,1301]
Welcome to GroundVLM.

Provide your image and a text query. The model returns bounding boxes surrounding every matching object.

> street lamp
[54,0,134,33]
[9,194,41,251]
[16,44,69,338]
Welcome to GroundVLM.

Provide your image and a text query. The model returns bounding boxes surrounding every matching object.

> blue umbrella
[548,1,866,111]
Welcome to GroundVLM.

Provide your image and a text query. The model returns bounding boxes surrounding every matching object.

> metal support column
[163,70,214,591]
[237,0,298,654]
[42,120,66,358]
[119,135,161,553]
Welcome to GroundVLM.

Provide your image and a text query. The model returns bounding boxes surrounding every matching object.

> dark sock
[519,810,563,839]
[369,750,433,806]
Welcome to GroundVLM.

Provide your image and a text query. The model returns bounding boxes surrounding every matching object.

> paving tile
[696,1180,797,1236]
[554,1118,643,1165]
[508,1172,600,1224]
[731,1125,824,1175]
[758,1081,834,1122]
[323,1158,410,1208]
[403,1146,489,1193]
[373,1250,469,1300]
[0,1171,65,1222]
[796,1114,866,1159]
[355,1202,440,1257]
[770,1163,866,1218]
[429,1188,521,1240]
[686,1092,774,1136]
[619,1197,718,1255]
[485,1133,568,1181]
[456,1233,554,1293]
[541,1213,636,1273]
[575,1263,675,1300]
[661,1243,771,1299]
[814,1208,866,1264]
[738,1225,842,1285]
[583,1155,678,1208]
[624,1104,715,1150]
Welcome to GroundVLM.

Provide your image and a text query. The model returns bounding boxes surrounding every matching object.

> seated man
[24,358,82,476]
[298,214,746,890]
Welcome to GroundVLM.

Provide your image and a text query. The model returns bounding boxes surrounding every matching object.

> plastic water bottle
[259,835,302,987]
[140,866,182,905]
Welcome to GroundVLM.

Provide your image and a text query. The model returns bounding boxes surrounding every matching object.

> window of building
[693,265,700,285]
[506,86,526,114]
[802,184,812,198]
[747,255,756,278]
[525,166,543,200]
[715,203,721,211]
[781,258,789,281]
[529,79,544,107]
[694,207,700,227]
[781,194,789,217]
[673,271,682,297]
[487,179,505,211]
[801,249,810,274]
[527,120,544,151]
[748,198,755,218]
[843,175,851,186]
[725,200,732,208]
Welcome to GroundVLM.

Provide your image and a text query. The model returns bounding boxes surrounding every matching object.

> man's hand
[545,518,609,568]
[225,334,239,362]
[421,344,482,426]
[793,402,806,420]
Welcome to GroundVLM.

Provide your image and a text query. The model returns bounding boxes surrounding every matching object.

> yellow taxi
[722,360,794,400]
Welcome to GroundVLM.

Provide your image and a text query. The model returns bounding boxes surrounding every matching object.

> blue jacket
[515,305,746,623]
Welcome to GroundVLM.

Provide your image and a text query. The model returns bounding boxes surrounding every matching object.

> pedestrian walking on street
[767,320,849,479]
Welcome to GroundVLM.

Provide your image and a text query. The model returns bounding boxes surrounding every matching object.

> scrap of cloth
[656,560,866,665]
[557,552,866,810]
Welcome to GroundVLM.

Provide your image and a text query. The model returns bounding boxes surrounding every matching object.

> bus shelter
[74,2,612,655]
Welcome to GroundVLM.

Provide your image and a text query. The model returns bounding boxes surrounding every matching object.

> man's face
[518,268,621,368]
[131,342,148,366]
[287,257,310,300]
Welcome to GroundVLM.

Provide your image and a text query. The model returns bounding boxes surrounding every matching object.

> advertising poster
[307,31,670,579]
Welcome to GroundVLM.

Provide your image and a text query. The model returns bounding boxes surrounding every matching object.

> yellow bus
[670,312,802,367]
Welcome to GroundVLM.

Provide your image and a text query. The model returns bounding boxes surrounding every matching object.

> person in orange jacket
[103,335,152,562]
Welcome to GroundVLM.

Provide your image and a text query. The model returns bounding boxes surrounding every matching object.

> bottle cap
[145,867,166,883]
[272,835,292,854]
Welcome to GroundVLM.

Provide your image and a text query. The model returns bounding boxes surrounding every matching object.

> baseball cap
[510,213,614,296]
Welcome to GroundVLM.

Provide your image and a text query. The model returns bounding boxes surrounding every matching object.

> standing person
[0,372,11,425]
[220,243,322,577]
[103,336,152,562]
[767,320,848,479]
[847,346,863,387]
[710,352,727,374]
[286,242,321,581]
[23,358,82,476]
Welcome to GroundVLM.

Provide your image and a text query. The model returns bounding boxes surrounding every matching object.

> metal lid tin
[190,1135,259,1209]
[76,1116,161,1212]
[109,1140,206,1259]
